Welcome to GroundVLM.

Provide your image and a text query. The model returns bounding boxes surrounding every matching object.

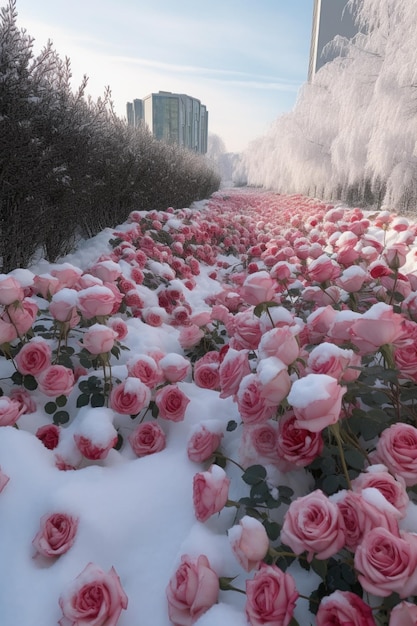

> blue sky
[15,0,314,152]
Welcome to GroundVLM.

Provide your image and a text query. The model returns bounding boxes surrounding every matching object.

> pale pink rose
[389,601,417,626]
[372,423,417,486]
[316,591,376,626]
[351,464,409,518]
[307,254,341,283]
[245,563,298,626]
[257,326,300,365]
[0,317,18,344]
[240,270,276,305]
[230,308,262,350]
[211,304,231,325]
[187,424,223,462]
[166,554,219,625]
[77,286,117,319]
[276,412,324,471]
[3,297,38,335]
[0,396,25,426]
[280,489,345,562]
[304,305,338,344]
[236,373,276,425]
[15,338,52,375]
[142,306,167,327]
[32,274,60,299]
[333,489,400,551]
[0,274,24,304]
[336,266,368,292]
[287,373,346,432]
[155,384,190,422]
[394,321,417,381]
[82,324,117,355]
[49,289,79,323]
[89,260,122,283]
[159,353,191,382]
[354,527,417,598]
[193,359,220,390]
[384,243,408,269]
[219,348,251,399]
[128,422,166,457]
[127,354,162,388]
[327,310,361,346]
[74,432,118,461]
[9,387,36,414]
[32,512,78,557]
[302,285,341,307]
[106,317,128,341]
[193,464,230,522]
[350,303,406,353]
[36,424,60,450]
[306,343,361,383]
[178,324,205,349]
[110,378,151,415]
[189,311,211,327]
[228,516,269,572]
[37,365,75,397]
[58,562,128,626]
[239,423,278,468]
[257,357,291,405]
[50,264,82,288]
[0,466,10,492]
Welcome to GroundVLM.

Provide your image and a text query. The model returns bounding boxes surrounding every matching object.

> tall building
[308,0,358,81]
[126,92,208,154]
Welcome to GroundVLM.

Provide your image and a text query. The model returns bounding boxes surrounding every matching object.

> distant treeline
[0,1,220,271]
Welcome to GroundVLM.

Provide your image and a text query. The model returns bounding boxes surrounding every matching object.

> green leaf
[288,617,301,626]
[44,402,57,415]
[76,393,90,408]
[11,371,23,385]
[78,380,90,393]
[242,464,267,485]
[253,301,279,318]
[321,474,340,495]
[56,395,67,407]
[344,448,365,471]
[23,375,38,391]
[114,433,123,451]
[226,420,237,432]
[311,557,327,579]
[150,400,159,418]
[91,393,105,408]
[263,520,281,541]
[53,411,70,425]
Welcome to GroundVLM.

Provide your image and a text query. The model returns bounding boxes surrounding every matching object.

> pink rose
[0,317,18,344]
[159,353,191,383]
[110,378,151,415]
[287,374,346,432]
[0,274,24,304]
[193,464,230,522]
[77,286,117,319]
[82,324,117,356]
[372,423,417,486]
[155,384,190,422]
[389,601,417,626]
[276,412,324,471]
[178,324,205,349]
[316,591,376,626]
[336,266,368,292]
[228,516,269,572]
[219,348,251,399]
[32,512,78,557]
[239,423,278,468]
[37,365,75,397]
[0,396,24,426]
[15,337,52,375]
[306,343,361,383]
[2,296,38,335]
[127,354,162,387]
[257,357,291,405]
[142,306,167,327]
[32,274,60,299]
[354,527,417,598]
[230,308,262,350]
[307,254,341,283]
[36,424,60,450]
[350,303,406,354]
[236,374,276,425]
[50,264,82,288]
[240,270,276,305]
[74,432,118,461]
[193,358,220,391]
[245,563,298,626]
[106,317,128,341]
[58,562,128,626]
[351,464,409,518]
[280,489,345,562]
[187,424,223,463]
[49,289,79,323]
[257,326,299,365]
[89,260,122,283]
[304,305,338,344]
[128,422,166,457]
[166,554,219,625]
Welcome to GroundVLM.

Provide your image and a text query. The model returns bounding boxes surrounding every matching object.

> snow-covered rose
[110,378,151,416]
[127,354,162,388]
[33,512,78,557]
[229,516,269,572]
[287,374,346,432]
[187,424,223,463]
[193,464,230,522]
[316,591,376,626]
[0,396,25,426]
[0,274,24,304]
[77,285,117,319]
[37,365,75,397]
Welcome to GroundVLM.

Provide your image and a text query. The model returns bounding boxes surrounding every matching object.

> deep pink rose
[236,373,276,425]
[287,374,346,432]
[316,591,376,626]
[280,489,345,562]
[15,338,52,375]
[58,562,128,626]
[354,527,417,598]
[193,464,230,522]
[128,422,166,457]
[229,516,269,572]
[74,432,118,461]
[389,601,417,626]
[245,563,298,626]
[187,425,223,463]
[166,554,219,625]
[82,324,117,355]
[77,286,117,319]
[0,274,24,304]
[0,396,24,426]
[127,354,162,388]
[110,378,151,415]
[37,365,75,397]
[373,423,417,486]
[36,424,60,450]
[155,384,190,422]
[276,412,324,471]
[219,348,251,399]
[32,512,78,557]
